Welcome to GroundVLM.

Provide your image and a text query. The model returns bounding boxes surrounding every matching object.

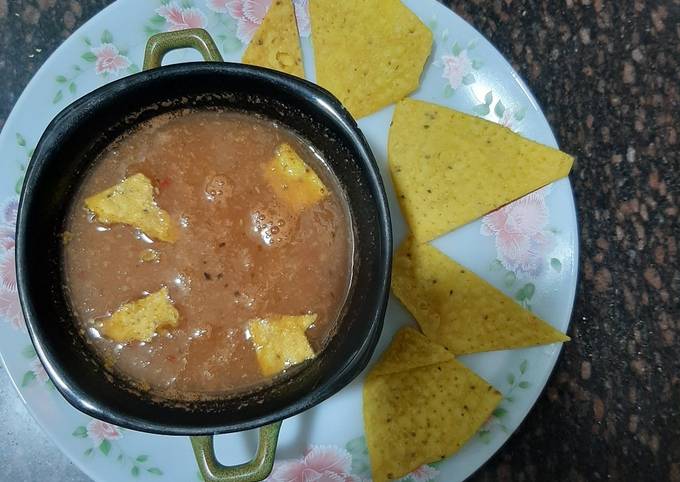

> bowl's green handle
[143,28,223,70]
[190,422,282,482]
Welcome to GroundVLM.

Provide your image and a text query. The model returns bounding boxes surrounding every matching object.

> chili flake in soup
[63,110,353,400]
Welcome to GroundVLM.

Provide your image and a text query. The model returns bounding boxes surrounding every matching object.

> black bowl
[16,59,391,436]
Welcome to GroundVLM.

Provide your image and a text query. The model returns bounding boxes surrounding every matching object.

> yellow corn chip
[364,328,502,481]
[264,143,327,211]
[389,99,574,242]
[84,173,176,242]
[242,0,304,78]
[100,287,179,343]
[248,314,317,377]
[391,237,570,354]
[310,0,432,118]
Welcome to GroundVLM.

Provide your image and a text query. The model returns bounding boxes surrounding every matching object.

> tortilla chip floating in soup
[391,237,570,355]
[388,99,574,242]
[264,143,328,211]
[364,328,502,481]
[310,0,432,118]
[84,173,176,242]
[100,287,179,343]
[242,0,304,78]
[248,314,317,377]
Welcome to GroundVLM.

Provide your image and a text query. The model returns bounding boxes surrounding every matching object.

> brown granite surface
[1,1,679,481]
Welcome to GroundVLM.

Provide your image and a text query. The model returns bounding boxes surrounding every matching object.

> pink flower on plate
[157,2,207,31]
[266,445,359,482]
[481,187,553,276]
[0,247,17,291]
[0,286,23,330]
[402,464,440,482]
[87,420,122,445]
[0,225,15,250]
[29,358,49,383]
[440,50,472,90]
[91,44,131,75]
[1,198,18,225]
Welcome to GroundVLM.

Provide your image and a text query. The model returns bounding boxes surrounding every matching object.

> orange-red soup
[63,110,353,400]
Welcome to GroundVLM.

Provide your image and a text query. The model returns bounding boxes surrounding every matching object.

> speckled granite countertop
[1,1,678,481]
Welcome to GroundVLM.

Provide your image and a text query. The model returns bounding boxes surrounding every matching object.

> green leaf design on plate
[131,465,140,477]
[16,133,26,147]
[180,0,193,8]
[99,439,111,455]
[55,75,67,84]
[478,430,491,444]
[136,455,149,463]
[514,107,527,121]
[472,103,490,116]
[84,447,94,456]
[443,84,454,98]
[484,90,493,105]
[515,283,535,301]
[494,100,506,118]
[507,373,515,385]
[520,359,528,374]
[451,41,462,56]
[489,259,503,271]
[72,426,88,438]
[21,345,36,359]
[150,14,166,25]
[472,59,484,70]
[81,51,97,63]
[73,64,82,72]
[147,468,163,475]
[144,25,162,35]
[15,176,24,195]
[117,453,124,463]
[68,82,77,94]
[82,36,92,46]
[53,90,63,104]
[518,381,530,389]
[100,30,113,44]
[462,73,475,85]
[21,371,36,387]
[128,64,140,74]
[551,258,562,272]
[492,407,507,418]
[503,271,516,287]
[345,436,371,478]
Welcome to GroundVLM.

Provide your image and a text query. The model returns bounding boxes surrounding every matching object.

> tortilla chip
[242,0,304,78]
[100,287,179,343]
[391,237,570,354]
[364,328,502,481]
[84,173,176,242]
[248,314,317,377]
[389,99,574,242]
[264,143,328,211]
[310,0,432,118]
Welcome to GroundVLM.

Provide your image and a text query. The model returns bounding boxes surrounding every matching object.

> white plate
[0,1,577,481]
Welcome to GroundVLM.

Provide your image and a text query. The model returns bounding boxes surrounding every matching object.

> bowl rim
[16,62,393,435]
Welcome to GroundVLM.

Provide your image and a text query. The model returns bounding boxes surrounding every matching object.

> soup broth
[63,110,353,400]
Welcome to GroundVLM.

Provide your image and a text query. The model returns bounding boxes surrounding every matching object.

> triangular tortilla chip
[263,143,328,211]
[84,173,176,242]
[391,237,570,354]
[248,314,317,377]
[389,99,574,241]
[364,328,501,481]
[100,287,179,343]
[310,0,432,118]
[370,325,452,376]
[242,0,304,78]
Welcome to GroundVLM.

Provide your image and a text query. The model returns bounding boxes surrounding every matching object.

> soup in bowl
[17,29,391,481]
